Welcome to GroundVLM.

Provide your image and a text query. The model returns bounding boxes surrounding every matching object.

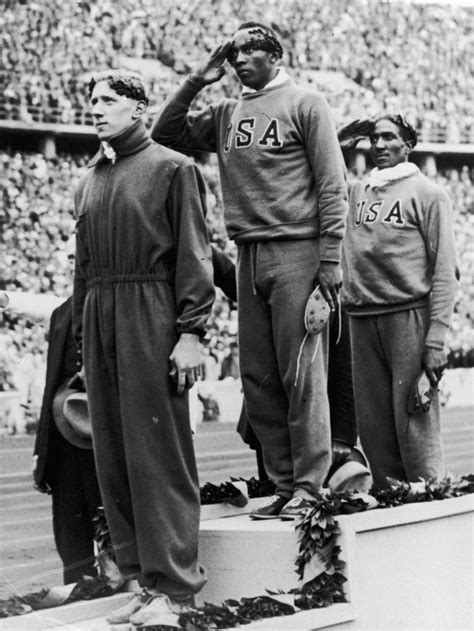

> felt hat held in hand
[52,382,92,449]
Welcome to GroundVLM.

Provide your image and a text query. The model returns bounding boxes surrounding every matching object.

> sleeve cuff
[320,236,342,264]
[188,75,208,89]
[425,320,450,350]
[178,326,207,339]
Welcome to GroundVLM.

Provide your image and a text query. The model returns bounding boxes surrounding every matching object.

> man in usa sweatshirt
[340,115,458,488]
[152,22,348,519]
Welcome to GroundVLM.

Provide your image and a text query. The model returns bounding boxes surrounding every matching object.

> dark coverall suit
[72,121,214,600]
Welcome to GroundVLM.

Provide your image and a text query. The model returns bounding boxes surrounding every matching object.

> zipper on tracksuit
[98,162,114,273]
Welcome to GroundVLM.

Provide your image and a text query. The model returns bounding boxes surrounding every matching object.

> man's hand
[192,42,232,85]
[169,333,203,395]
[337,119,373,152]
[316,262,343,312]
[32,456,51,494]
[422,346,447,385]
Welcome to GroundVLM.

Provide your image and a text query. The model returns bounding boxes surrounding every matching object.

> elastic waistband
[87,273,171,288]
[346,296,429,317]
[233,223,319,245]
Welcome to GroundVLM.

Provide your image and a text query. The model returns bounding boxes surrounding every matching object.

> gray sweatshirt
[342,168,458,349]
[152,75,348,263]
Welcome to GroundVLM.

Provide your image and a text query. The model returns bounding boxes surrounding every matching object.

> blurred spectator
[219,342,240,381]
[201,345,220,381]
[197,383,220,422]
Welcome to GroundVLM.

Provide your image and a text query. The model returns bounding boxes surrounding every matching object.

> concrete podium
[2,494,472,630]
[198,494,473,629]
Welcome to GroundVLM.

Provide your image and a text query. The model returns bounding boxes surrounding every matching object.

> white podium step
[199,511,299,604]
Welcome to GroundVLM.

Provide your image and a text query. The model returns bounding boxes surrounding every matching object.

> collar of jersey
[88,120,152,167]
[241,67,289,95]
[368,162,419,189]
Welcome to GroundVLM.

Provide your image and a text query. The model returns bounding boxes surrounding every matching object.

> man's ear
[133,101,147,119]
[405,140,414,154]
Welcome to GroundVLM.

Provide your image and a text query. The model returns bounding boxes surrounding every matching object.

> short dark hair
[375,114,418,148]
[234,21,283,59]
[88,70,149,105]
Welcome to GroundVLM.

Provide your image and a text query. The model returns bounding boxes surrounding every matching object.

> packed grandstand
[1,0,473,141]
[0,0,473,430]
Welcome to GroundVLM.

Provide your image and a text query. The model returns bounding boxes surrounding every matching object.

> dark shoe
[279,497,314,520]
[249,495,288,520]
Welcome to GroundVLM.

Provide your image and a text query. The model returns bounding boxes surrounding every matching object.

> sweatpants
[83,279,206,600]
[350,307,445,488]
[237,239,331,500]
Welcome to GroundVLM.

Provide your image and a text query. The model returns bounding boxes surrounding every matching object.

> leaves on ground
[0,589,48,618]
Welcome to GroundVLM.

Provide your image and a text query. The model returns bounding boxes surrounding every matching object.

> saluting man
[340,115,458,488]
[152,22,348,519]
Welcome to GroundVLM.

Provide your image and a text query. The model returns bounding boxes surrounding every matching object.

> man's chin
[375,158,391,169]
[96,130,111,141]
[237,72,254,88]
[95,125,112,140]
[239,80,253,89]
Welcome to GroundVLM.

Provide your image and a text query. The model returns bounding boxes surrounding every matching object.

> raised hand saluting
[191,42,233,85]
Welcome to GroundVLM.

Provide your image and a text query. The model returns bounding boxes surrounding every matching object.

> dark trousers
[350,307,444,488]
[238,239,331,500]
[83,281,206,599]
[238,296,358,482]
[49,431,101,584]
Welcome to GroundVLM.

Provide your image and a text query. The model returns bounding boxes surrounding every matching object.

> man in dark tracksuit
[34,297,101,585]
[72,71,214,627]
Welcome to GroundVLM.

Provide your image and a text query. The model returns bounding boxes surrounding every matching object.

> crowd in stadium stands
[1,0,473,142]
[440,167,474,369]
[0,146,473,430]
[0,0,473,428]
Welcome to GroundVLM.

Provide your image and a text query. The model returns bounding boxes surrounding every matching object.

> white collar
[368,162,419,189]
[101,141,117,164]
[241,67,289,95]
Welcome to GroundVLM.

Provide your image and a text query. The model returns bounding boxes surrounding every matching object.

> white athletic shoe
[129,593,186,627]
[105,589,154,624]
